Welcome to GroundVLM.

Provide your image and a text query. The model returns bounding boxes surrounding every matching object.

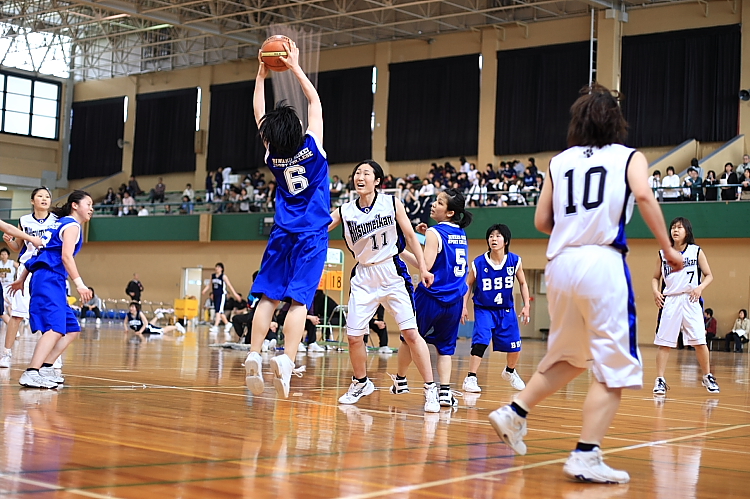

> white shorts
[539,246,643,390]
[346,259,417,336]
[3,279,30,319]
[654,294,706,347]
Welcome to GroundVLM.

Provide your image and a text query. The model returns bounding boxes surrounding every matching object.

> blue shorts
[213,292,226,314]
[252,225,328,309]
[415,287,463,355]
[29,268,81,335]
[472,306,521,353]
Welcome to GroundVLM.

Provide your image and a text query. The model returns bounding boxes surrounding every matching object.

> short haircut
[705,308,713,316]
[258,100,304,158]
[0,248,9,255]
[486,224,512,254]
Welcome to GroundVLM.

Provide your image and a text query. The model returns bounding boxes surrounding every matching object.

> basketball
[260,35,292,72]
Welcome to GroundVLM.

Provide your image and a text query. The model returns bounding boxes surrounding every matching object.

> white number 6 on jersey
[284,166,309,195]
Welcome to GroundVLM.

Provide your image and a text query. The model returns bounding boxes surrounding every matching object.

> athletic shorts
[471,306,521,353]
[3,276,30,319]
[213,292,226,314]
[251,225,328,309]
[654,294,706,347]
[29,268,81,335]
[539,246,642,390]
[414,286,463,355]
[346,257,416,336]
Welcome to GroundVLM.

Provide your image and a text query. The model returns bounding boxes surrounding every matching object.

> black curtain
[207,79,274,172]
[621,24,740,147]
[387,55,480,161]
[494,42,589,155]
[68,97,124,180]
[318,66,373,164]
[133,88,197,175]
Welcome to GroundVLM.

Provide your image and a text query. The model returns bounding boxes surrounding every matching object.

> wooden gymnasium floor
[1,323,749,498]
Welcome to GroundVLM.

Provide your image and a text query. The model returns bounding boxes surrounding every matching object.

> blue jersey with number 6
[26,216,83,277]
[265,131,332,232]
[471,252,520,310]
[417,222,468,302]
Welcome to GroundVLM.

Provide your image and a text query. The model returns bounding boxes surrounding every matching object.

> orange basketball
[260,35,292,72]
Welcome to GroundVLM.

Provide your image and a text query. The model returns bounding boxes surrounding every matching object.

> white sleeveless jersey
[340,193,403,265]
[660,244,701,295]
[18,213,58,266]
[0,259,16,285]
[546,144,636,260]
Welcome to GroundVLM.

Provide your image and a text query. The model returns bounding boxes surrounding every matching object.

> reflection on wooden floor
[1,324,749,498]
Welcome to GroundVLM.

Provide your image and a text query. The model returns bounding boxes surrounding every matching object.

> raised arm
[281,42,323,141]
[0,220,42,248]
[394,198,433,287]
[253,52,270,128]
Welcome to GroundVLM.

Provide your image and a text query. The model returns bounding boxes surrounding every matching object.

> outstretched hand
[280,40,300,71]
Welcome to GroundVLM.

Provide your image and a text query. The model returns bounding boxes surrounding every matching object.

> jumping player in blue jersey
[244,40,331,399]
[462,224,530,393]
[11,191,94,389]
[397,189,473,408]
[202,262,241,334]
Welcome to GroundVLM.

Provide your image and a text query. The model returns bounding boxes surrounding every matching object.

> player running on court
[330,160,440,412]
[243,40,331,399]
[461,224,530,393]
[12,191,94,389]
[0,187,57,369]
[202,263,241,334]
[489,84,683,484]
[397,189,472,408]
[652,217,718,395]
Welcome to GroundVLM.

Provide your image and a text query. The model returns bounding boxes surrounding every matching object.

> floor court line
[0,474,125,499]
[336,423,750,499]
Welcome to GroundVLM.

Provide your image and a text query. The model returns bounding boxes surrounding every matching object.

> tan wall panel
[73,234,749,343]
[0,134,60,179]
[624,3,741,37]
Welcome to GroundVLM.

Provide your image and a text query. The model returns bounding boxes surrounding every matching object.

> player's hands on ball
[653,290,665,309]
[415,223,428,235]
[256,52,269,78]
[79,286,93,302]
[280,41,299,71]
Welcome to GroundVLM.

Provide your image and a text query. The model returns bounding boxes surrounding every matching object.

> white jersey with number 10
[546,144,636,260]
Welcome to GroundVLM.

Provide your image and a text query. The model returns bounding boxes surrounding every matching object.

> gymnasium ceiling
[0,0,687,80]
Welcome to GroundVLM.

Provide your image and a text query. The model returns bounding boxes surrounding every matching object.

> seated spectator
[226,189,240,213]
[738,154,749,179]
[527,157,538,177]
[330,175,345,203]
[720,162,739,201]
[467,177,487,207]
[179,195,194,214]
[183,183,195,201]
[484,163,497,180]
[740,168,750,200]
[148,177,166,203]
[80,287,103,324]
[725,309,750,352]
[137,205,149,217]
[682,167,703,201]
[704,308,717,340]
[382,174,396,189]
[102,187,118,215]
[704,170,719,201]
[121,191,136,216]
[467,163,479,183]
[239,188,252,212]
[127,175,142,197]
[522,167,536,188]
[688,157,703,179]
[418,178,435,198]
[661,166,681,201]
[163,204,175,215]
[118,183,128,198]
[507,179,526,205]
[459,156,470,173]
[433,179,445,194]
[648,170,662,201]
[500,162,516,180]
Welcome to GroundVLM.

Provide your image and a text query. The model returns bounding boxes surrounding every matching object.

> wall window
[0,71,61,140]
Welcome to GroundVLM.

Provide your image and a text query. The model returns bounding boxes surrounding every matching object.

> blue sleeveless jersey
[211,273,226,295]
[417,222,468,302]
[472,252,520,310]
[26,216,83,277]
[265,131,332,232]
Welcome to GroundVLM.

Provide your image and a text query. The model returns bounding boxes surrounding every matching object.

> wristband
[73,277,86,288]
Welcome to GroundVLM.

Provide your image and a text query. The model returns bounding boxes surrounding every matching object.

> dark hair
[258,100,304,158]
[725,162,734,171]
[31,187,52,199]
[88,286,95,293]
[691,158,699,168]
[51,190,91,218]
[486,224,512,254]
[687,167,696,174]
[669,217,695,246]
[0,248,9,255]
[130,301,141,313]
[740,309,748,319]
[215,262,225,272]
[352,160,385,187]
[705,308,713,317]
[438,189,473,228]
[567,83,628,148]
[707,170,716,179]
[666,166,675,175]
[653,170,661,177]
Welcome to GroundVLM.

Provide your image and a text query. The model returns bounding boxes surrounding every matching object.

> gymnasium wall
[73,202,750,344]
[59,1,746,203]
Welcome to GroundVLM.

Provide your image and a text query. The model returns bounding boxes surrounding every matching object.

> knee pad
[471,343,489,358]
